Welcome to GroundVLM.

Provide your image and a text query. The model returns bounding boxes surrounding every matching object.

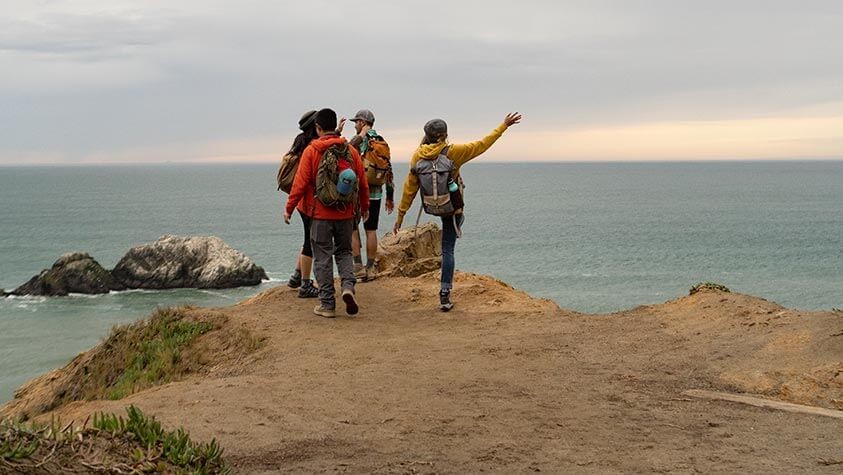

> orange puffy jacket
[286,134,369,220]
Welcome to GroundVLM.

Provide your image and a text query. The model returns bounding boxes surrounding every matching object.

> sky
[1,0,842,165]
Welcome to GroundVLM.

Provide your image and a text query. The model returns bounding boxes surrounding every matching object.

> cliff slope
[2,269,841,473]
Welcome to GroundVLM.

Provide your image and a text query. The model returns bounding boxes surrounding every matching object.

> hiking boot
[288,269,302,289]
[353,263,367,281]
[342,289,359,316]
[364,264,377,282]
[313,304,336,318]
[298,280,318,299]
[439,290,454,312]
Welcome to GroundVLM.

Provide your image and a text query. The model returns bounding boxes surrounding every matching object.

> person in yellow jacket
[393,112,522,311]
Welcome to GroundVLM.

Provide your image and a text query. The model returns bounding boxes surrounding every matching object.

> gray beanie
[423,118,448,139]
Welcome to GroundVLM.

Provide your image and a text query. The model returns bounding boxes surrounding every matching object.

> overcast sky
[2,0,842,164]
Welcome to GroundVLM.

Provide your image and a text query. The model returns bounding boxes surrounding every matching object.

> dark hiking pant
[311,218,356,309]
[441,213,465,291]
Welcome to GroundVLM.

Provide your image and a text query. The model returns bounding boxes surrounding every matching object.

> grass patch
[689,282,731,295]
[3,306,264,421]
[106,309,215,400]
[1,406,229,473]
[50,307,222,408]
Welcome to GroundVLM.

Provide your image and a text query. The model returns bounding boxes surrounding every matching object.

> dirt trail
[5,271,843,473]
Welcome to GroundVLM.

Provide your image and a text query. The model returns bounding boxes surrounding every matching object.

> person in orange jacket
[285,108,370,318]
[393,112,521,311]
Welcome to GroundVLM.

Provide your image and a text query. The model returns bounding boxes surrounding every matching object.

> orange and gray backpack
[363,134,391,187]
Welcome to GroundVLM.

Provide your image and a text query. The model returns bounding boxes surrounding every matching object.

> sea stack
[11,252,125,296]
[111,235,268,289]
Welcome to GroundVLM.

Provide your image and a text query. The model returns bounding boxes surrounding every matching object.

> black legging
[299,210,313,258]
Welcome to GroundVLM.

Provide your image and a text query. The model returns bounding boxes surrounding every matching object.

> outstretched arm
[448,113,522,167]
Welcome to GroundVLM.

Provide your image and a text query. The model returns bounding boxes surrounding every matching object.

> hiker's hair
[315,108,338,132]
[289,127,318,156]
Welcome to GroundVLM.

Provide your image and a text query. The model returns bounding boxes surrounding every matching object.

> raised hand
[504,112,522,127]
[336,118,347,134]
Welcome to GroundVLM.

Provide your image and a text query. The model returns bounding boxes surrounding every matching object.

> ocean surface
[1,161,841,403]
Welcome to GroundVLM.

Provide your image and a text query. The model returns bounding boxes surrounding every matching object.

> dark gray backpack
[411,146,460,216]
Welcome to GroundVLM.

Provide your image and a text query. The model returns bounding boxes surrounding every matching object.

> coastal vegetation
[0,306,264,421]
[1,405,228,473]
[689,282,731,295]
[103,307,217,400]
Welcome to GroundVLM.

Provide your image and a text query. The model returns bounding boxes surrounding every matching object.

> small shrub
[689,282,731,295]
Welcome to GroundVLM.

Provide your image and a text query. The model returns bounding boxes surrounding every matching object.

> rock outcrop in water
[377,222,442,277]
[9,237,267,296]
[11,253,125,296]
[111,235,268,289]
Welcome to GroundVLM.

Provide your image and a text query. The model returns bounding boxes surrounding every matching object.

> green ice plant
[93,405,229,474]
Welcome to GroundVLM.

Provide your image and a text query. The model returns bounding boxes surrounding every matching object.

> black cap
[298,110,317,131]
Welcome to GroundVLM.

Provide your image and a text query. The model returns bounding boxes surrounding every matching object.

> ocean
[1,161,841,403]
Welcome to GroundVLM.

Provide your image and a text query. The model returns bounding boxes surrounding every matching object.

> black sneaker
[439,290,454,312]
[298,280,318,298]
[288,269,302,289]
[342,289,359,316]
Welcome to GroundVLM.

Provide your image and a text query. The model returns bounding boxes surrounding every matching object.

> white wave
[67,292,106,299]
[198,290,234,299]
[3,295,47,303]
[109,289,159,295]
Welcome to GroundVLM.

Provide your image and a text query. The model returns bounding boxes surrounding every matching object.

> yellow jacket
[396,122,509,224]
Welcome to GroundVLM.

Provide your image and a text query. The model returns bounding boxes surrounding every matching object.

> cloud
[1,0,842,163]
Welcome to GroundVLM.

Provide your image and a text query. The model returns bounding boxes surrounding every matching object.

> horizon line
[2,157,843,168]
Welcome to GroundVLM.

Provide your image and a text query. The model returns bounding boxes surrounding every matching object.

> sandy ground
[4,271,842,473]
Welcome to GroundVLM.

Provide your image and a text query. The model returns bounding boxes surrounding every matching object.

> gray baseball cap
[424,118,448,138]
[350,109,375,125]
